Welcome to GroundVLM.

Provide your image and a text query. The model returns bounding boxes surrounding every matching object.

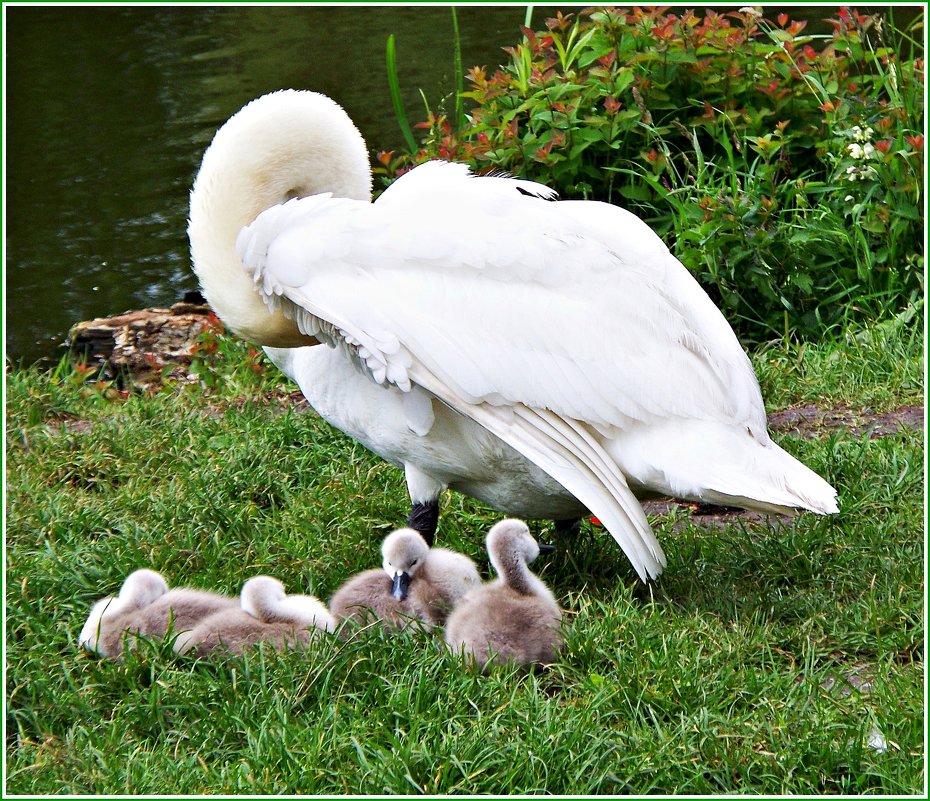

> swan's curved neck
[188,90,373,346]
[493,550,539,597]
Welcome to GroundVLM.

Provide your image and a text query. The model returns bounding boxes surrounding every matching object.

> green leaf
[618,183,653,201]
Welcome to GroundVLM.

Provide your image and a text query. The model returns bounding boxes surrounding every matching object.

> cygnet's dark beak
[538,542,556,554]
[391,571,411,600]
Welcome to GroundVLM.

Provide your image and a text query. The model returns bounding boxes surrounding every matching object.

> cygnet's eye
[410,558,419,566]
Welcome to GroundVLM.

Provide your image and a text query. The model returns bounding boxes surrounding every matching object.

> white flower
[850,125,874,143]
[845,164,877,181]
[846,142,876,160]
[844,195,855,202]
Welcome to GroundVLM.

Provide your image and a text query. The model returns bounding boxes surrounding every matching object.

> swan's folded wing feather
[411,372,666,581]
[240,188,767,439]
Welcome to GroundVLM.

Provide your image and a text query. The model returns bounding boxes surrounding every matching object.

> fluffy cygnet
[444,519,563,670]
[174,576,335,657]
[329,528,480,630]
[78,568,237,658]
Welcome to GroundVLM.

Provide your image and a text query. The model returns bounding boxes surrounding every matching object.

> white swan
[188,89,839,581]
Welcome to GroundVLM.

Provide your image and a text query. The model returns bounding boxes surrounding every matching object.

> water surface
[5,5,548,365]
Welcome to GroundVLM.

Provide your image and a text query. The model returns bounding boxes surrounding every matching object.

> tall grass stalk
[450,6,464,133]
[385,33,417,153]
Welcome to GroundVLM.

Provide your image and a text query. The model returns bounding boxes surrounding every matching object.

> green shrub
[378,6,924,342]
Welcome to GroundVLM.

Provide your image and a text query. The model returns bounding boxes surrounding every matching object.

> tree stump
[67,299,219,384]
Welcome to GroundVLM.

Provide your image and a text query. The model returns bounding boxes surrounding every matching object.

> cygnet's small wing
[273,595,336,632]
[425,548,481,601]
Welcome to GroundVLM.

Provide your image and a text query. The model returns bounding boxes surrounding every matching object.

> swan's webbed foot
[406,499,439,546]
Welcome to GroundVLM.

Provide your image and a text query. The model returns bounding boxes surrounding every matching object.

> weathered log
[67,300,217,377]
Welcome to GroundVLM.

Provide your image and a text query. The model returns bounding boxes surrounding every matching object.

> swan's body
[329,528,480,629]
[189,89,839,581]
[444,519,563,670]
[79,569,237,658]
[174,576,335,657]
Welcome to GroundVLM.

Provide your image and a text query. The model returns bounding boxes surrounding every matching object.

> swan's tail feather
[703,439,839,516]
[612,421,839,518]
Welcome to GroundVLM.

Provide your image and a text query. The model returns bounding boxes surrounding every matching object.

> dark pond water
[5,4,556,366]
[4,5,919,366]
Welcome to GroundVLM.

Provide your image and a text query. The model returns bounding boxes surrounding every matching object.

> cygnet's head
[78,569,169,653]
[240,576,285,618]
[240,575,336,632]
[381,528,430,601]
[486,519,548,573]
[119,569,170,608]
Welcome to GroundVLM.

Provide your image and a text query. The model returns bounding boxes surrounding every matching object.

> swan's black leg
[553,518,582,538]
[406,499,440,546]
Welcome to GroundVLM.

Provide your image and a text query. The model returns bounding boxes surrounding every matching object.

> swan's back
[79,570,236,658]
[173,608,317,657]
[174,576,334,656]
[417,547,481,615]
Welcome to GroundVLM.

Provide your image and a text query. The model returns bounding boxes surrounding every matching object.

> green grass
[4,318,924,794]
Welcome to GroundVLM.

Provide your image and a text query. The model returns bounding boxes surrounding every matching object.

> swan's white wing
[236,162,770,578]
[244,164,766,434]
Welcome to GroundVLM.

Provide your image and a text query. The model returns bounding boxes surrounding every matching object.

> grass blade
[451,7,464,133]
[386,33,417,153]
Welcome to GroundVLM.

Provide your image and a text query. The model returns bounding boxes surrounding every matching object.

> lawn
[4,311,924,794]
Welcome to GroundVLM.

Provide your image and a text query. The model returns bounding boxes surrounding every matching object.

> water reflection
[5,4,548,365]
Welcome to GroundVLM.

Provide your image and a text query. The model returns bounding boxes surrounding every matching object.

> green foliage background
[381,6,924,342]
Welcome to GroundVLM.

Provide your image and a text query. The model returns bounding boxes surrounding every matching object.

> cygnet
[329,528,480,630]
[174,576,335,657]
[79,568,237,658]
[444,519,562,670]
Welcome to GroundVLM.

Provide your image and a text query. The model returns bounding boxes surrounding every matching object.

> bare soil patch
[768,403,924,440]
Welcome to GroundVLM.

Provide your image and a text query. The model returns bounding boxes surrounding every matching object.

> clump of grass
[5,319,923,794]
